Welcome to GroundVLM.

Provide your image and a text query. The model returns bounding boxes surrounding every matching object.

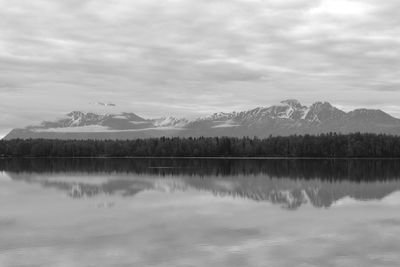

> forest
[1,133,400,158]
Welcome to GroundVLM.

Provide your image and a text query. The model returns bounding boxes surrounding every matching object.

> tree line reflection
[2,158,400,181]
[3,158,400,209]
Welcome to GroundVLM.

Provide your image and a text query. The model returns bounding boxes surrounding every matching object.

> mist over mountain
[5,100,400,140]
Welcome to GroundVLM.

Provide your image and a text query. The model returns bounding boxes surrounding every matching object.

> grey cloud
[195,61,267,82]
[1,0,400,133]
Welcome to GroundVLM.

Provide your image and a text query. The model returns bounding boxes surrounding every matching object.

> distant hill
[5,99,400,140]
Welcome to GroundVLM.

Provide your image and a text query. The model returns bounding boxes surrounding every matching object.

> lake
[1,158,400,266]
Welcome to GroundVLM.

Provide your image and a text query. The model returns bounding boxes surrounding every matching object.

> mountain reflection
[2,158,400,209]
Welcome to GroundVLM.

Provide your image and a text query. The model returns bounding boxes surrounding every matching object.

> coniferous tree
[1,133,400,158]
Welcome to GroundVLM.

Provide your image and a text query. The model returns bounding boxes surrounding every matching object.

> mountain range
[4,99,400,140]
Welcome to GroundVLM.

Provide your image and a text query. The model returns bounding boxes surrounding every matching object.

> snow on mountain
[39,125,111,133]
[152,117,188,128]
[193,99,316,127]
[5,100,400,140]
[303,101,346,123]
[29,111,152,131]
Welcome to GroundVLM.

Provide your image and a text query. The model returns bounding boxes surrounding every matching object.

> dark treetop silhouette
[1,133,400,158]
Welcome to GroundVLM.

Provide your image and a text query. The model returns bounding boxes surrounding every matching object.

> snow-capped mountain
[33,111,152,130]
[4,99,400,140]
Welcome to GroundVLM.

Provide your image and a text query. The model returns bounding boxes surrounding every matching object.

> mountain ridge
[4,100,400,140]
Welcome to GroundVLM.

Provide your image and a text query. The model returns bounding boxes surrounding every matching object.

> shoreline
[2,156,400,160]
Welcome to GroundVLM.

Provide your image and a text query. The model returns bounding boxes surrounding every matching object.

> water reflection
[2,158,400,180]
[2,158,400,209]
[2,159,400,266]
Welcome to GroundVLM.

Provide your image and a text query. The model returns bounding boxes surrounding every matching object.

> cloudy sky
[1,0,400,137]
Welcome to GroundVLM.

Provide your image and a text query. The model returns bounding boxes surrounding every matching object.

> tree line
[1,133,400,158]
[2,158,400,181]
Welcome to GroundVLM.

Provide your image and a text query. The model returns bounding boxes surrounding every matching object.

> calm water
[1,158,400,267]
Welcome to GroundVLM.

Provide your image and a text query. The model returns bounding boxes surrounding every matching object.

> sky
[1,0,400,137]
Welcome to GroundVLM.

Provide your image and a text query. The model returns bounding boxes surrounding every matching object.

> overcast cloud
[1,0,400,137]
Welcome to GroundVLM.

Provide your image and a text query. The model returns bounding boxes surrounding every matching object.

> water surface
[1,158,400,266]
